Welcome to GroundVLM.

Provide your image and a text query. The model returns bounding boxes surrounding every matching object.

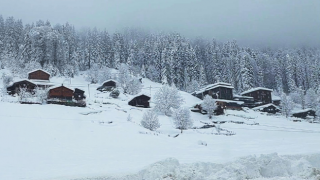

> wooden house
[97,79,117,92]
[28,69,50,81]
[48,85,74,100]
[252,103,280,114]
[292,109,316,119]
[128,94,150,108]
[6,80,37,95]
[192,82,234,100]
[240,87,273,105]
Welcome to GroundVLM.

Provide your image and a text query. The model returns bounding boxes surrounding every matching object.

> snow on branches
[141,110,160,131]
[172,107,193,133]
[153,85,184,116]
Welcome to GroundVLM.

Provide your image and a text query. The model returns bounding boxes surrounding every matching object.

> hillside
[0,71,320,180]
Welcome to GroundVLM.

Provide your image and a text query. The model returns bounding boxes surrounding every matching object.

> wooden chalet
[192,82,234,100]
[6,79,54,95]
[252,103,280,114]
[28,69,50,81]
[97,79,117,92]
[240,87,273,105]
[292,109,316,119]
[7,80,36,95]
[128,94,150,108]
[48,85,74,100]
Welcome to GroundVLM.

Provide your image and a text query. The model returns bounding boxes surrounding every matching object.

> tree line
[1,15,320,95]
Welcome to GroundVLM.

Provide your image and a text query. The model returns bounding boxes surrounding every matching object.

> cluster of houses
[7,69,86,107]
[191,82,279,113]
[6,70,316,119]
[191,82,316,119]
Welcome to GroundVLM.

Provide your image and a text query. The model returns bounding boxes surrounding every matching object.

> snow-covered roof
[233,94,254,99]
[102,79,117,84]
[28,69,51,76]
[272,95,281,101]
[48,85,74,91]
[193,82,234,94]
[252,103,279,110]
[240,87,273,95]
[128,93,150,102]
[292,108,314,114]
[215,99,244,105]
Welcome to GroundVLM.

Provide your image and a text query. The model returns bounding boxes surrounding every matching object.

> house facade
[240,87,273,105]
[192,82,234,100]
[28,69,50,81]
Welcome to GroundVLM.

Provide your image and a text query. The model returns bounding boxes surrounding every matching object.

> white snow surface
[1,70,320,180]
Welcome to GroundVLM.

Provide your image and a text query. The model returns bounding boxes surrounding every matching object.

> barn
[48,85,74,100]
[241,87,273,105]
[192,82,234,100]
[97,79,117,92]
[252,103,280,114]
[28,69,50,81]
[128,94,150,108]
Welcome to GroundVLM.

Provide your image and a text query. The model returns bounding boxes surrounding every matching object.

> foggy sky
[0,0,319,47]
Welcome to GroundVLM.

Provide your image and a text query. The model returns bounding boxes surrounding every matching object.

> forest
[0,15,320,95]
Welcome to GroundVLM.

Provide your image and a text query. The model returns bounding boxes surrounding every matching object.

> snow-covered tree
[1,73,13,89]
[34,87,48,104]
[18,87,33,103]
[280,92,294,118]
[154,85,184,116]
[86,63,100,83]
[201,95,217,119]
[172,107,193,133]
[305,88,318,109]
[118,63,141,95]
[141,110,160,131]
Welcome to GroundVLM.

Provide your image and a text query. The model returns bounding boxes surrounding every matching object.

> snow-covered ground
[1,71,320,180]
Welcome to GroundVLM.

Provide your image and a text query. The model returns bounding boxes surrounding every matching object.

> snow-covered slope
[0,71,320,180]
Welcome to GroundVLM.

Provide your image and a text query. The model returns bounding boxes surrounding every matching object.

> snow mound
[75,153,320,180]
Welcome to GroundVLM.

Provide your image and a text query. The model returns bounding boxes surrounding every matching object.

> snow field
[1,72,320,180]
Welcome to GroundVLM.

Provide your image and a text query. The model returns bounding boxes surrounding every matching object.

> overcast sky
[0,0,319,47]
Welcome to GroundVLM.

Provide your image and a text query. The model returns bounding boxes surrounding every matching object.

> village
[5,69,316,120]
[1,68,320,180]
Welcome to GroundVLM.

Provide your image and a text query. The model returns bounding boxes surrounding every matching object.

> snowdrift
[75,153,320,180]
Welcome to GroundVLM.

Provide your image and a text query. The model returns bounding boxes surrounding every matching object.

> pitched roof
[102,79,117,84]
[193,82,234,94]
[292,108,314,114]
[240,87,273,95]
[128,93,150,102]
[28,69,51,76]
[252,103,279,110]
[48,85,74,91]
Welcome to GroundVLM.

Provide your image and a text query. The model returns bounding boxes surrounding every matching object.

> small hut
[48,85,74,100]
[292,109,316,119]
[97,79,117,92]
[28,69,50,81]
[252,103,280,114]
[128,94,150,108]
[74,88,86,100]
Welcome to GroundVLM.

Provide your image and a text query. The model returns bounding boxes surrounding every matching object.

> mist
[0,0,319,47]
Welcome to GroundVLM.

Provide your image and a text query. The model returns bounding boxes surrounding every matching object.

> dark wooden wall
[242,90,272,104]
[28,70,50,80]
[49,86,74,99]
